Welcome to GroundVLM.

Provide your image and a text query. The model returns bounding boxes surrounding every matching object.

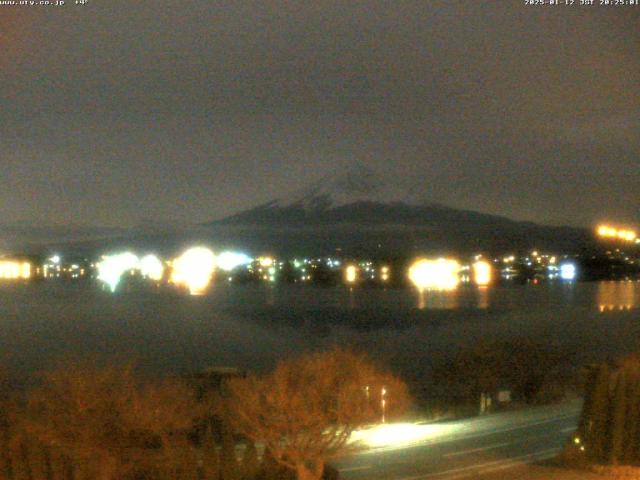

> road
[336,400,582,480]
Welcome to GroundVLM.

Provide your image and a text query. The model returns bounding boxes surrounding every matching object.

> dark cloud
[0,1,638,228]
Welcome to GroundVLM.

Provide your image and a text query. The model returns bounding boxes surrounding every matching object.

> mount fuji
[208,165,590,255]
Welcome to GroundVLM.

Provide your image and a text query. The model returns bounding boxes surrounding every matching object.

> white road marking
[443,442,510,458]
[472,448,559,478]
[561,426,576,433]
[396,448,560,480]
[339,465,372,472]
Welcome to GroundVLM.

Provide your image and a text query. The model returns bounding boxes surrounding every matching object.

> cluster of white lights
[96,248,254,294]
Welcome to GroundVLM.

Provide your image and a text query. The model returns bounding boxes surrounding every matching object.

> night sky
[1,1,638,229]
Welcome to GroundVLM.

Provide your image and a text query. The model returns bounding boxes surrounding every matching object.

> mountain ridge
[0,166,592,256]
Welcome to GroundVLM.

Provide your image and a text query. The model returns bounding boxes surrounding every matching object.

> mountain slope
[216,198,539,228]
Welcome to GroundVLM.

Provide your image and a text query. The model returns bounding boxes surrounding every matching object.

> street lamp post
[381,386,387,424]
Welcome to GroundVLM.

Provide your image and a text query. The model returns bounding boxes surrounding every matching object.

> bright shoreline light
[472,260,492,286]
[560,262,577,281]
[345,265,358,284]
[380,266,390,282]
[96,252,139,292]
[139,254,164,281]
[0,261,31,280]
[170,247,216,295]
[408,258,460,291]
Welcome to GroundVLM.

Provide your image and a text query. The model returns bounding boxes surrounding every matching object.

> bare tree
[220,349,409,480]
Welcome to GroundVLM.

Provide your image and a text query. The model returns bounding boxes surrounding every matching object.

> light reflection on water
[477,286,490,310]
[415,289,460,310]
[3,280,637,314]
[597,281,638,312]
[413,284,494,310]
[203,280,635,312]
[328,281,639,312]
[0,280,638,378]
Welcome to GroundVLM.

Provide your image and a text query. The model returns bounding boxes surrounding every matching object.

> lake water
[0,280,638,386]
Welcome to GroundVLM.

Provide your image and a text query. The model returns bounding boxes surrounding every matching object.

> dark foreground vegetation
[0,349,408,480]
[420,338,577,418]
[560,355,640,470]
[0,338,598,480]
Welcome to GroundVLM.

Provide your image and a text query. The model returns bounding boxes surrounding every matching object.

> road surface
[336,400,582,480]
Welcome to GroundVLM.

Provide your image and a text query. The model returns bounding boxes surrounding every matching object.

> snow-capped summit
[272,164,414,210]
[213,163,477,227]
